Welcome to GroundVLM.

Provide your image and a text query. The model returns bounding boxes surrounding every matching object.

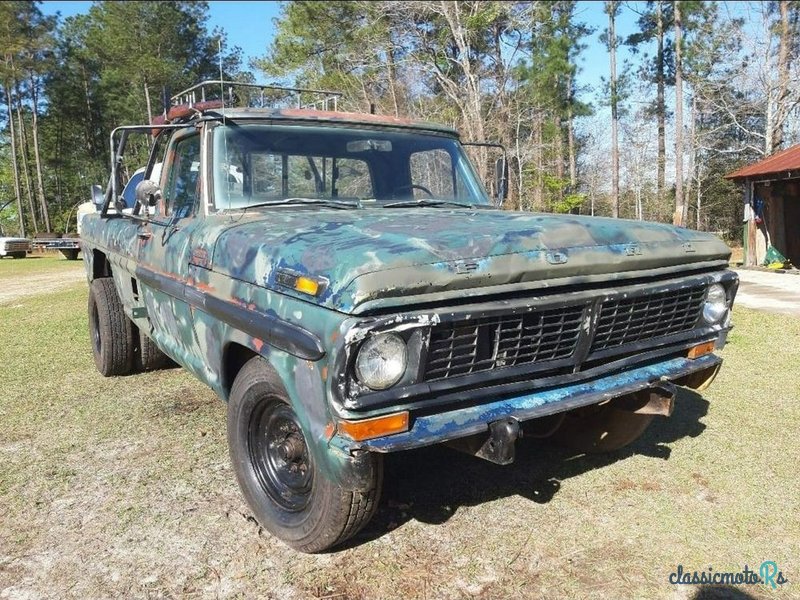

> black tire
[134,327,173,371]
[88,278,135,376]
[551,398,655,454]
[12,252,26,259]
[227,357,382,553]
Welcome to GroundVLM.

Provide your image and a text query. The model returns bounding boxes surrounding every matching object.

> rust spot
[331,331,339,342]
[321,366,328,381]
[253,338,264,352]
[323,422,335,440]
[194,281,215,293]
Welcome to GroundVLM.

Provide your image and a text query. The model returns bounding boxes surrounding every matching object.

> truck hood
[209,208,731,313]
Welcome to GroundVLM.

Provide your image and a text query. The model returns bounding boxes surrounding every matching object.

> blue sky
[40,1,639,102]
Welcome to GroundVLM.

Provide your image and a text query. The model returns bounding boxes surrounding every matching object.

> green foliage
[0,1,242,235]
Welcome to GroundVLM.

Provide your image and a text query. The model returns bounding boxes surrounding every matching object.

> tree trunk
[555,115,565,205]
[143,80,153,124]
[567,74,577,190]
[29,72,51,232]
[673,1,685,227]
[656,0,666,201]
[385,41,400,117]
[770,0,791,153]
[686,95,697,228]
[3,80,25,238]
[81,62,97,157]
[16,95,39,234]
[608,2,620,218]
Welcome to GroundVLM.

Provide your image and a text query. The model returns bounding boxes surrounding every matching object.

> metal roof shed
[725,144,800,267]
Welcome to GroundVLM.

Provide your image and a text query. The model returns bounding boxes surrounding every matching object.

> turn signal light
[338,411,409,441]
[294,276,320,296]
[687,341,715,359]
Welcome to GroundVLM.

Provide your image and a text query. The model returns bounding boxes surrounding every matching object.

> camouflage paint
[80,111,737,489]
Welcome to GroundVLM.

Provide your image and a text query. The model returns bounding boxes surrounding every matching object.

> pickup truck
[80,81,738,553]
[0,237,31,258]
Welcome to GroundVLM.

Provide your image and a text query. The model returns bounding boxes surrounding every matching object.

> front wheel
[227,357,382,553]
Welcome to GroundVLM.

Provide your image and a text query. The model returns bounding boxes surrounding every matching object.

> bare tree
[606,1,620,218]
[2,81,25,237]
[673,0,685,227]
[768,0,795,153]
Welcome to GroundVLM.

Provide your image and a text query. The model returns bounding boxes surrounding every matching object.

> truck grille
[4,241,29,252]
[422,285,708,382]
[590,286,705,352]
[424,305,585,381]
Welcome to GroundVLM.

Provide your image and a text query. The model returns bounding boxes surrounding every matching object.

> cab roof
[205,107,460,136]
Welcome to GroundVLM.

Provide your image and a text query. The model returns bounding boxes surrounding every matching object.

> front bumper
[344,352,721,453]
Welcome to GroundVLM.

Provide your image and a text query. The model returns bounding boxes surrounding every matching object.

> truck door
[137,128,206,376]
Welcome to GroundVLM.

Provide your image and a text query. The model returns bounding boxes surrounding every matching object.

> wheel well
[92,250,112,279]
[222,342,259,399]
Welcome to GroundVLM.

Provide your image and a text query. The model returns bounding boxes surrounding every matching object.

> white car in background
[0,237,32,259]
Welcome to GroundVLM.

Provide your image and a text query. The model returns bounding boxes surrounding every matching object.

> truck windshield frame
[210,123,492,211]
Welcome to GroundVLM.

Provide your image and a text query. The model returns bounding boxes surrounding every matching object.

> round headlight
[355,333,407,390]
[703,283,728,324]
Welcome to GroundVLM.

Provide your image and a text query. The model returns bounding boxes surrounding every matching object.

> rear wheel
[227,357,382,553]
[88,278,134,376]
[134,327,173,371]
[551,398,655,453]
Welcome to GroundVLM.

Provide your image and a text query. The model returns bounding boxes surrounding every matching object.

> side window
[410,149,455,198]
[164,134,201,218]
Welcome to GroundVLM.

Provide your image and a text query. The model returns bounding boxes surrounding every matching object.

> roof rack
[171,80,344,112]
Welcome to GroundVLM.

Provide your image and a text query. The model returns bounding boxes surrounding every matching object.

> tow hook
[446,417,522,465]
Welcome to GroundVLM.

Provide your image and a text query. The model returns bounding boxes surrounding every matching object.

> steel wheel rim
[248,400,313,512]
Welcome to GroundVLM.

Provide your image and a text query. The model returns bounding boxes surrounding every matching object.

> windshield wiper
[382,198,475,209]
[242,197,361,210]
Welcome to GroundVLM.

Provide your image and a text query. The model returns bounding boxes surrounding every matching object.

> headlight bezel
[354,332,409,390]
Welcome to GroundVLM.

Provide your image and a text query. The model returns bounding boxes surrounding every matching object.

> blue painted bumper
[359,354,721,452]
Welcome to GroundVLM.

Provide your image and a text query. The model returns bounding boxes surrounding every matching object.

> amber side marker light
[294,276,320,296]
[338,411,410,441]
[688,341,715,359]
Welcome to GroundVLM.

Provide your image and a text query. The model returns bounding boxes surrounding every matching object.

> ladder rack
[171,80,343,112]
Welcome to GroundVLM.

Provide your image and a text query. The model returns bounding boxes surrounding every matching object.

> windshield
[211,123,491,210]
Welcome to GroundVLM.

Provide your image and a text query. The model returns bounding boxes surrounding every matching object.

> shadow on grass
[349,388,709,547]
[692,585,759,599]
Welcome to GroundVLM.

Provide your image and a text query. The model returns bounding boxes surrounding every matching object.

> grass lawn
[0,253,82,279]
[0,276,798,599]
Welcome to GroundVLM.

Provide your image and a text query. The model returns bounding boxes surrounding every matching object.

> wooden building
[726,144,800,267]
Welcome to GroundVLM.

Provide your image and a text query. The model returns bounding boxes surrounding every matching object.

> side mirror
[134,179,162,214]
[91,184,105,208]
[494,157,508,204]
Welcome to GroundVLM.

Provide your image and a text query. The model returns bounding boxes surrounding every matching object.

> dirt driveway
[734,269,800,316]
[0,257,86,304]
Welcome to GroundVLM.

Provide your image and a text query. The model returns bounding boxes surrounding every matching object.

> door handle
[137,231,152,240]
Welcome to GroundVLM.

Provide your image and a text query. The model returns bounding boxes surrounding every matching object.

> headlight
[702,283,728,324]
[355,333,407,390]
